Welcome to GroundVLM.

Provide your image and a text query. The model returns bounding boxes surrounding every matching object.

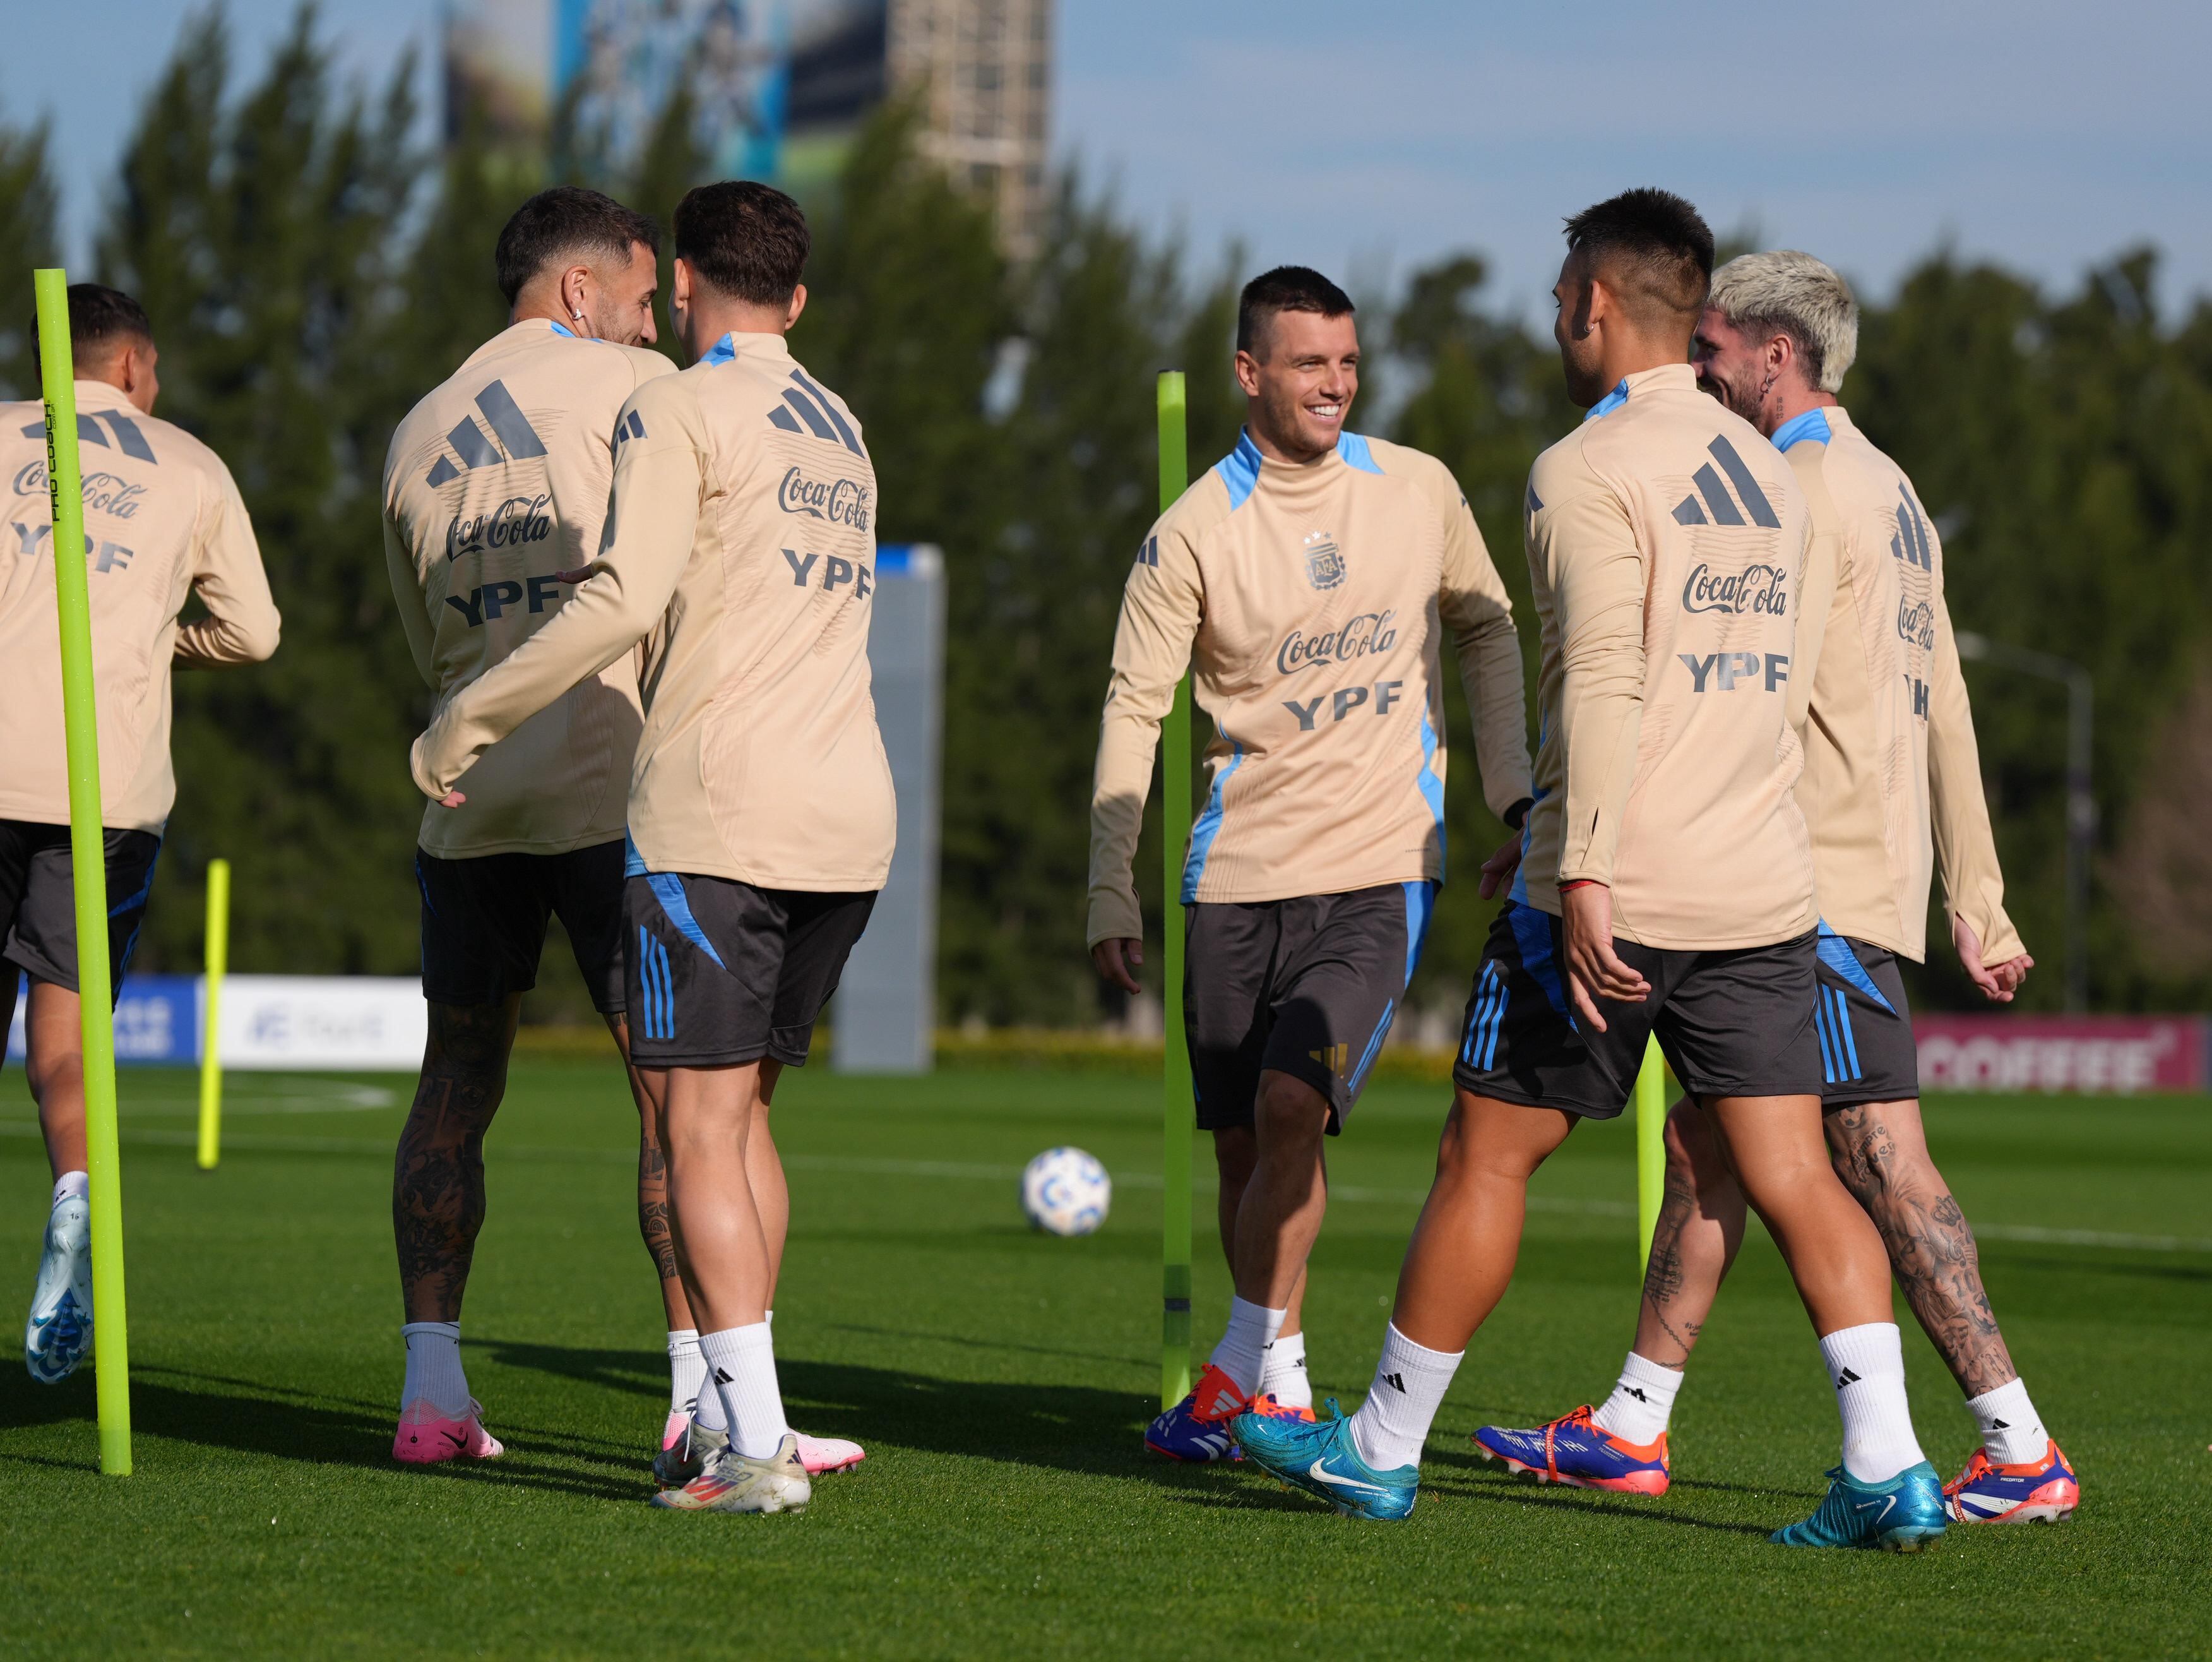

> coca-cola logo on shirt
[1896,596,1936,650]
[1276,609,1399,676]
[444,494,552,560]
[778,466,872,530]
[13,462,145,519]
[1682,561,1788,616]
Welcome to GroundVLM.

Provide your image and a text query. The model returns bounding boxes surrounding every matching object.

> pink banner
[1915,1015,2208,1094]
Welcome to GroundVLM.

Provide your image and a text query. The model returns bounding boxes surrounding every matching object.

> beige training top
[0,383,280,832]
[412,329,895,892]
[1087,429,1531,946]
[1777,404,2023,964]
[1515,362,1816,948]
[383,320,674,858]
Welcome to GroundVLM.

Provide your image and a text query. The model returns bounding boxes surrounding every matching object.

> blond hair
[1708,250,1858,393]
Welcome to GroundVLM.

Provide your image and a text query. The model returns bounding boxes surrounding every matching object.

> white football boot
[24,1192,93,1384]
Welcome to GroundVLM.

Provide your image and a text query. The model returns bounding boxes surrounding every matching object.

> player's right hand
[1092,938,1143,995]
[1559,882,1649,1032]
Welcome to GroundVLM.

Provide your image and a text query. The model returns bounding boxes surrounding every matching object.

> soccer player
[1237,191,1949,1551]
[410,181,893,1516]
[6,284,280,1382]
[1088,266,1532,1458]
[1469,251,2077,1526]
[382,186,675,1464]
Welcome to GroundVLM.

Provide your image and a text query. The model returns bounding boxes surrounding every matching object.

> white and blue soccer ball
[1021,1147,1111,1236]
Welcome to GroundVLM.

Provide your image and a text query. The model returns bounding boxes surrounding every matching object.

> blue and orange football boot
[1470,1405,1670,1495]
[1145,1363,1251,1462]
[1232,1399,1418,1521]
[1770,1461,1947,1551]
[1944,1440,2079,1524]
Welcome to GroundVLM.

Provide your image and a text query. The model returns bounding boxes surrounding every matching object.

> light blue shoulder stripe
[1213,431,1264,510]
[1583,378,1630,422]
[702,332,739,366]
[1336,431,1383,474]
[1773,408,1833,451]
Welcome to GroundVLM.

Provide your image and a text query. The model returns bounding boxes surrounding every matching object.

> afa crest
[1302,530,1346,590]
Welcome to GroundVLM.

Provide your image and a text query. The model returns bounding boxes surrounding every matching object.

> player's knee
[1211,1125,1259,1186]
[1252,1073,1329,1151]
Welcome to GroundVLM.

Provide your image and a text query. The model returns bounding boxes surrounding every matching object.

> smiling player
[1471,250,2076,1527]
[1089,266,1531,1459]
[1236,193,1948,1551]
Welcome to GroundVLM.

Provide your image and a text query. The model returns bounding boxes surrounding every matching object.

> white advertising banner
[215,976,427,1072]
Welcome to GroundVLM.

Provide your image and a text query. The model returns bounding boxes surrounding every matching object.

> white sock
[1965,1377,2049,1466]
[699,1323,788,1460]
[400,1320,470,1417]
[52,1171,88,1208]
[1260,1330,1312,1410]
[1208,1296,1286,1399]
[668,1329,705,1418]
[1590,1351,1682,1446]
[1347,1323,1462,1471]
[1821,1322,1925,1483]
[692,1364,729,1432]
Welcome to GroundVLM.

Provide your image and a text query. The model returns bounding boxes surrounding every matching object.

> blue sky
[11,1,2209,321]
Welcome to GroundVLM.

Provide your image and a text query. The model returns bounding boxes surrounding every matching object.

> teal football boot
[1771,1460,1947,1551]
[1231,1400,1418,1521]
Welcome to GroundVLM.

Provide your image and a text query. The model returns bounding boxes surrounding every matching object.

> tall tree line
[3,8,2208,1019]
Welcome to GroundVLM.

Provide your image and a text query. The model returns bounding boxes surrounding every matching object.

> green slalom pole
[1157,371,1193,1411]
[1634,1037,1667,1277]
[196,858,230,1170]
[35,269,132,1474]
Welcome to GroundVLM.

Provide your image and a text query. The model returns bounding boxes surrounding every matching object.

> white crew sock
[1348,1324,1463,1472]
[699,1323,788,1460]
[52,1171,88,1208]
[1260,1330,1312,1410]
[400,1320,470,1417]
[667,1329,705,1418]
[1965,1377,2049,1466]
[1208,1296,1287,1400]
[1590,1351,1682,1446]
[1821,1322,1925,1484]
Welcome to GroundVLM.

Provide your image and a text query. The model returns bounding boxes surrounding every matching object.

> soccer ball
[1021,1147,1110,1236]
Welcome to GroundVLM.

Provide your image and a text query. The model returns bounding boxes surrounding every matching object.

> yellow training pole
[1634,1037,1667,1277]
[35,269,131,1473]
[1157,371,1193,1411]
[196,858,230,1169]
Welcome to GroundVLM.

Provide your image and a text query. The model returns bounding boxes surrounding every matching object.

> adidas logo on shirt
[1669,435,1782,529]
[425,379,548,487]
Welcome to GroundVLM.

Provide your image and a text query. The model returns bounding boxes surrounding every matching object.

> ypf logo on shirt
[1303,530,1346,590]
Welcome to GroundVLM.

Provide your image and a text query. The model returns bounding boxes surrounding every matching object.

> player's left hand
[1953,915,2032,1003]
[1477,832,1522,900]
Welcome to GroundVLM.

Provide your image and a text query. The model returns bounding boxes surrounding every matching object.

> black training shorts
[415,840,627,1013]
[624,871,875,1069]
[1814,926,1920,1106]
[1184,881,1435,1135]
[1452,901,1821,1118]
[0,820,161,1007]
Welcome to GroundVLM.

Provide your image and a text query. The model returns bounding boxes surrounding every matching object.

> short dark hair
[494,186,661,307]
[28,284,153,378]
[1562,188,1715,325]
[672,181,810,306]
[1237,265,1355,356]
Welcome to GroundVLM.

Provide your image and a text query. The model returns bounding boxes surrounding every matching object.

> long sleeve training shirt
[1087,429,1531,947]
[383,320,674,858]
[412,330,896,893]
[1775,404,2024,965]
[1514,363,1816,949]
[0,383,281,832]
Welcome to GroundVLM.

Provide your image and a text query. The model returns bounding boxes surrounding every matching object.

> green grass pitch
[3,1058,2208,1658]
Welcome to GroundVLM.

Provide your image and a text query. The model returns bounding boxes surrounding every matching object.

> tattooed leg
[394,997,520,1322]
[1630,1099,1749,1366]
[1825,1099,2016,1397]
[609,1015,693,1330]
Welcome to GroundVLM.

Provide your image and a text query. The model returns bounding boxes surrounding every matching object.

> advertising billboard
[445,0,889,193]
